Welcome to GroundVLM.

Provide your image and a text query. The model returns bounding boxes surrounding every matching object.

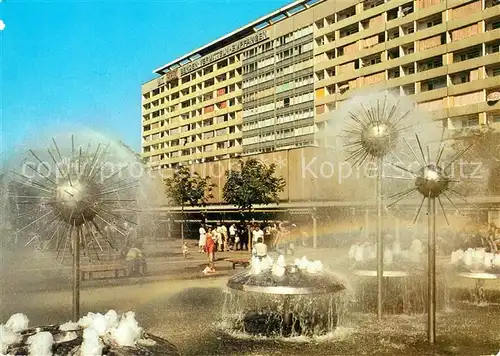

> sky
[0,0,289,159]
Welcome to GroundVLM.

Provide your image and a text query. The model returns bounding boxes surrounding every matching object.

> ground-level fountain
[222,255,349,338]
[1,311,179,355]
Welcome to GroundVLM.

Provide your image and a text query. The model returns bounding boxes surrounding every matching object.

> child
[182,242,188,259]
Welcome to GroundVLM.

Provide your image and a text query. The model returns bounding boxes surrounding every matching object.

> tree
[223,159,286,248]
[450,126,500,195]
[164,166,215,241]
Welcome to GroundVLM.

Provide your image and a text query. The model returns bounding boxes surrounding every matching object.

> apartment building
[141,0,500,170]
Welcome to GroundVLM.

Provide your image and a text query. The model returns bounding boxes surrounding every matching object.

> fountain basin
[223,267,347,338]
[227,268,345,295]
[5,325,180,355]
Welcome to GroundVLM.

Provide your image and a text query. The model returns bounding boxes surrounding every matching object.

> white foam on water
[89,313,108,336]
[81,328,103,356]
[77,310,143,347]
[2,310,147,355]
[217,323,356,344]
[55,331,77,344]
[27,331,53,356]
[110,311,143,347]
[104,310,119,330]
[5,313,29,333]
[59,321,80,331]
[0,324,21,354]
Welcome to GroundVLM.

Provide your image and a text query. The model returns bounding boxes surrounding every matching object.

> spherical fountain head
[360,122,398,158]
[52,177,101,226]
[414,164,450,198]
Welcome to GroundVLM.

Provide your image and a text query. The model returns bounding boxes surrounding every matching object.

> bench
[225,258,250,270]
[80,263,127,281]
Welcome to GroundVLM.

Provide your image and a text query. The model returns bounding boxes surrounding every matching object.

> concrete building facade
[141,0,500,171]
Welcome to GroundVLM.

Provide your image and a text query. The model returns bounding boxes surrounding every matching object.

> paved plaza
[1,240,500,355]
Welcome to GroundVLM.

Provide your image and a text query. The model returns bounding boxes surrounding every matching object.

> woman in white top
[215,227,223,252]
[199,225,206,253]
[252,225,264,243]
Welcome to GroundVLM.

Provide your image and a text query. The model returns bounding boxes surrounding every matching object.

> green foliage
[223,158,286,212]
[450,126,500,195]
[164,166,215,207]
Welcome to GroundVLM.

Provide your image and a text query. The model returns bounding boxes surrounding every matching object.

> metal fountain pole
[427,196,436,343]
[376,155,384,321]
[181,203,185,245]
[411,160,449,343]
[72,228,81,320]
[312,177,318,249]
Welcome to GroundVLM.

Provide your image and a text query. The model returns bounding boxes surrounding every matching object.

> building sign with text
[180,30,269,76]
[157,69,179,86]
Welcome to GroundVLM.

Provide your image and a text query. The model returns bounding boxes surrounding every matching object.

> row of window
[148,27,313,101]
[315,14,499,65]
[243,91,313,117]
[314,0,497,44]
[242,124,316,145]
[316,20,499,72]
[147,139,243,160]
[143,111,239,136]
[243,139,314,155]
[144,127,242,152]
[276,92,314,109]
[314,40,499,91]
[242,59,313,89]
[243,42,313,74]
[316,81,499,117]
[241,74,314,103]
[242,108,314,131]
[143,80,242,117]
[276,75,314,94]
[277,108,314,124]
[242,25,313,61]
[143,56,242,100]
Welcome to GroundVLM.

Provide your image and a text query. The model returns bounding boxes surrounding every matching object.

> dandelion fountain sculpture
[1,130,179,355]
[386,132,475,343]
[223,255,348,337]
[2,132,147,320]
[338,92,423,320]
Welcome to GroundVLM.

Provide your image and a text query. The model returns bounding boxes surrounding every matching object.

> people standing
[220,223,229,251]
[239,224,248,251]
[299,227,309,247]
[229,223,237,250]
[205,227,216,272]
[198,224,206,253]
[215,224,223,252]
[264,225,272,245]
[252,225,264,244]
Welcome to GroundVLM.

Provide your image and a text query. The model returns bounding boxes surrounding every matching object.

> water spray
[5,134,140,320]
[387,132,475,343]
[342,93,416,321]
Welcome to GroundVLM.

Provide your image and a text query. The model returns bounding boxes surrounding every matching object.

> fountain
[1,131,152,319]
[448,222,500,306]
[0,128,177,354]
[0,311,180,355]
[385,130,476,343]
[348,235,428,315]
[330,91,432,320]
[222,255,349,337]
